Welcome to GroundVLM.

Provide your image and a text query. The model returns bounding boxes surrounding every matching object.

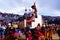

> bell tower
[31,2,37,18]
[30,2,43,29]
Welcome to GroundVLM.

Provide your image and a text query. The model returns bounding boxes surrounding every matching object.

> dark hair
[32,14,34,16]
[38,23,40,26]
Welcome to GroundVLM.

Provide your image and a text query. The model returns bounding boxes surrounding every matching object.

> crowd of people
[0,2,60,40]
[0,21,60,40]
[0,12,60,40]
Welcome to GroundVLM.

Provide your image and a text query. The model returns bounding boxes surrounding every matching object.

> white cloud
[0,0,60,16]
[38,6,60,16]
[0,0,35,15]
[36,0,60,16]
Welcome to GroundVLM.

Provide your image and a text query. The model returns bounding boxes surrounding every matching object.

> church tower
[31,2,37,18]
[30,2,43,29]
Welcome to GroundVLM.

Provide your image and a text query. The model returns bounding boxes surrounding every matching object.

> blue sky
[0,0,60,16]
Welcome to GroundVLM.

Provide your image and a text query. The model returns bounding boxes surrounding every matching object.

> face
[36,26,40,30]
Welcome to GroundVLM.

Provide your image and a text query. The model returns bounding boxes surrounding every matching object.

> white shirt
[1,26,6,30]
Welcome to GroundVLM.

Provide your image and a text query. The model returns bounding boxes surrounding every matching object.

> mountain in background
[0,12,60,24]
[42,15,60,24]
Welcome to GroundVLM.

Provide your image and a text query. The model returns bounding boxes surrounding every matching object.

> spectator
[57,28,60,40]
